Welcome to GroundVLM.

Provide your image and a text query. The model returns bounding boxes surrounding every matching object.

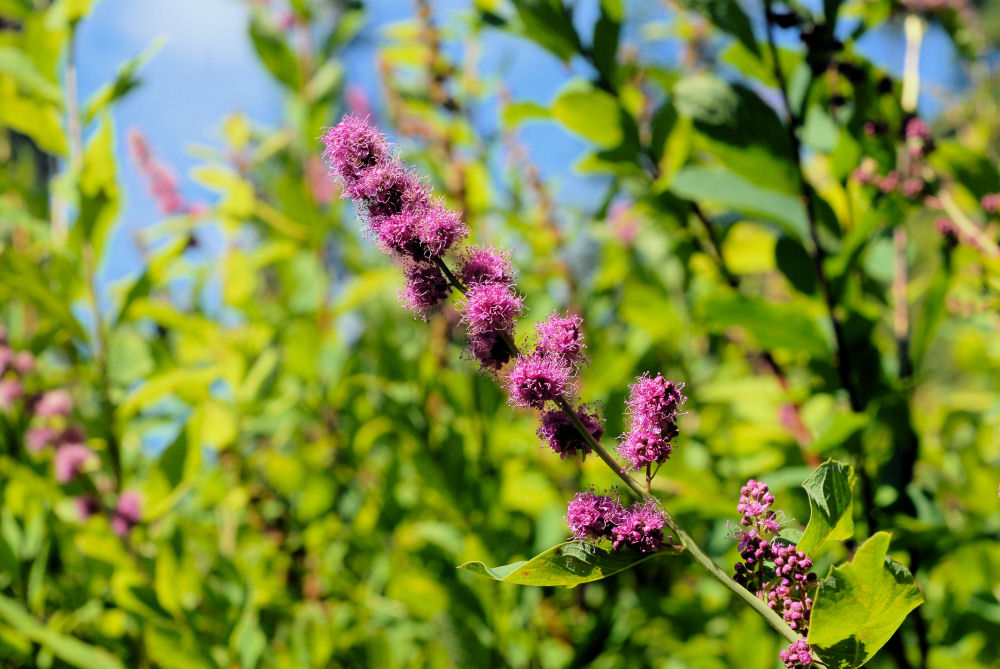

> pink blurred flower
[25,426,57,453]
[111,491,142,537]
[35,389,72,417]
[0,379,23,409]
[75,495,101,521]
[54,443,95,483]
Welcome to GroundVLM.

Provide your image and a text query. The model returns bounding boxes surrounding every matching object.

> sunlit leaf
[459,541,683,586]
[797,460,854,555]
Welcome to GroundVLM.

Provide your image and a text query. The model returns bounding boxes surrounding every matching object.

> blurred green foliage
[0,0,999,667]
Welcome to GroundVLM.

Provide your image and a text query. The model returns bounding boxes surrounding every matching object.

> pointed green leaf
[458,541,682,586]
[807,532,924,668]
[0,594,124,669]
[674,0,758,55]
[551,79,624,149]
[798,460,854,555]
[697,291,830,357]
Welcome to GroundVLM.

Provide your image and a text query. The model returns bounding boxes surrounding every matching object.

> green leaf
[77,115,120,261]
[0,46,62,104]
[501,100,549,127]
[249,13,301,89]
[458,541,682,586]
[775,235,816,295]
[807,532,924,668]
[673,75,797,193]
[0,594,124,669]
[698,291,830,357]
[674,0,758,55]
[669,166,808,240]
[551,79,624,149]
[591,0,622,86]
[797,460,854,555]
[509,0,582,62]
[83,37,164,122]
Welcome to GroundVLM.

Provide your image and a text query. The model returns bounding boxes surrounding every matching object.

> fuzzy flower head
[322,115,391,188]
[352,162,429,220]
[617,428,675,471]
[12,351,34,375]
[54,443,95,483]
[399,263,451,317]
[738,479,775,526]
[780,639,813,668]
[465,331,515,371]
[419,203,468,257]
[626,373,685,434]
[535,311,586,368]
[372,210,426,260]
[460,283,523,337]
[458,246,514,287]
[566,490,624,541]
[505,353,573,409]
[611,501,669,553]
[981,193,1000,215]
[111,491,142,538]
[537,406,603,458]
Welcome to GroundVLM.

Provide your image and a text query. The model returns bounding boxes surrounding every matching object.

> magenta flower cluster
[731,479,817,664]
[618,373,685,471]
[0,326,140,537]
[566,491,669,554]
[322,115,469,319]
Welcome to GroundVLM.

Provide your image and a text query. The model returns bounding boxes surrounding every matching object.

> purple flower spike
[626,373,685,433]
[566,490,624,541]
[354,162,428,220]
[780,639,813,668]
[458,246,514,287]
[12,351,35,375]
[611,501,669,553]
[535,311,586,368]
[505,353,573,409]
[460,283,523,337]
[617,429,675,471]
[54,442,95,483]
[111,491,142,538]
[321,115,391,188]
[400,263,451,317]
[537,406,603,458]
[419,203,468,257]
[0,346,13,374]
[372,210,426,260]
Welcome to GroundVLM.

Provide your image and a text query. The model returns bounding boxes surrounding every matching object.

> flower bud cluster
[780,639,813,668]
[732,479,817,640]
[0,327,140,537]
[566,491,670,554]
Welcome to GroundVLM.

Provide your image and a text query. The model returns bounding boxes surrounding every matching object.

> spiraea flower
[419,203,467,257]
[566,490,624,541]
[465,331,516,371]
[537,405,603,458]
[618,373,685,471]
[534,311,586,368]
[780,639,813,668]
[505,353,573,409]
[0,379,22,410]
[459,246,514,287]
[354,162,429,221]
[321,114,391,188]
[400,263,451,317]
[611,500,669,553]
[460,283,524,336]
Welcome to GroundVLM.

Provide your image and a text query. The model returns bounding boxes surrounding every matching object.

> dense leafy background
[1,0,999,667]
